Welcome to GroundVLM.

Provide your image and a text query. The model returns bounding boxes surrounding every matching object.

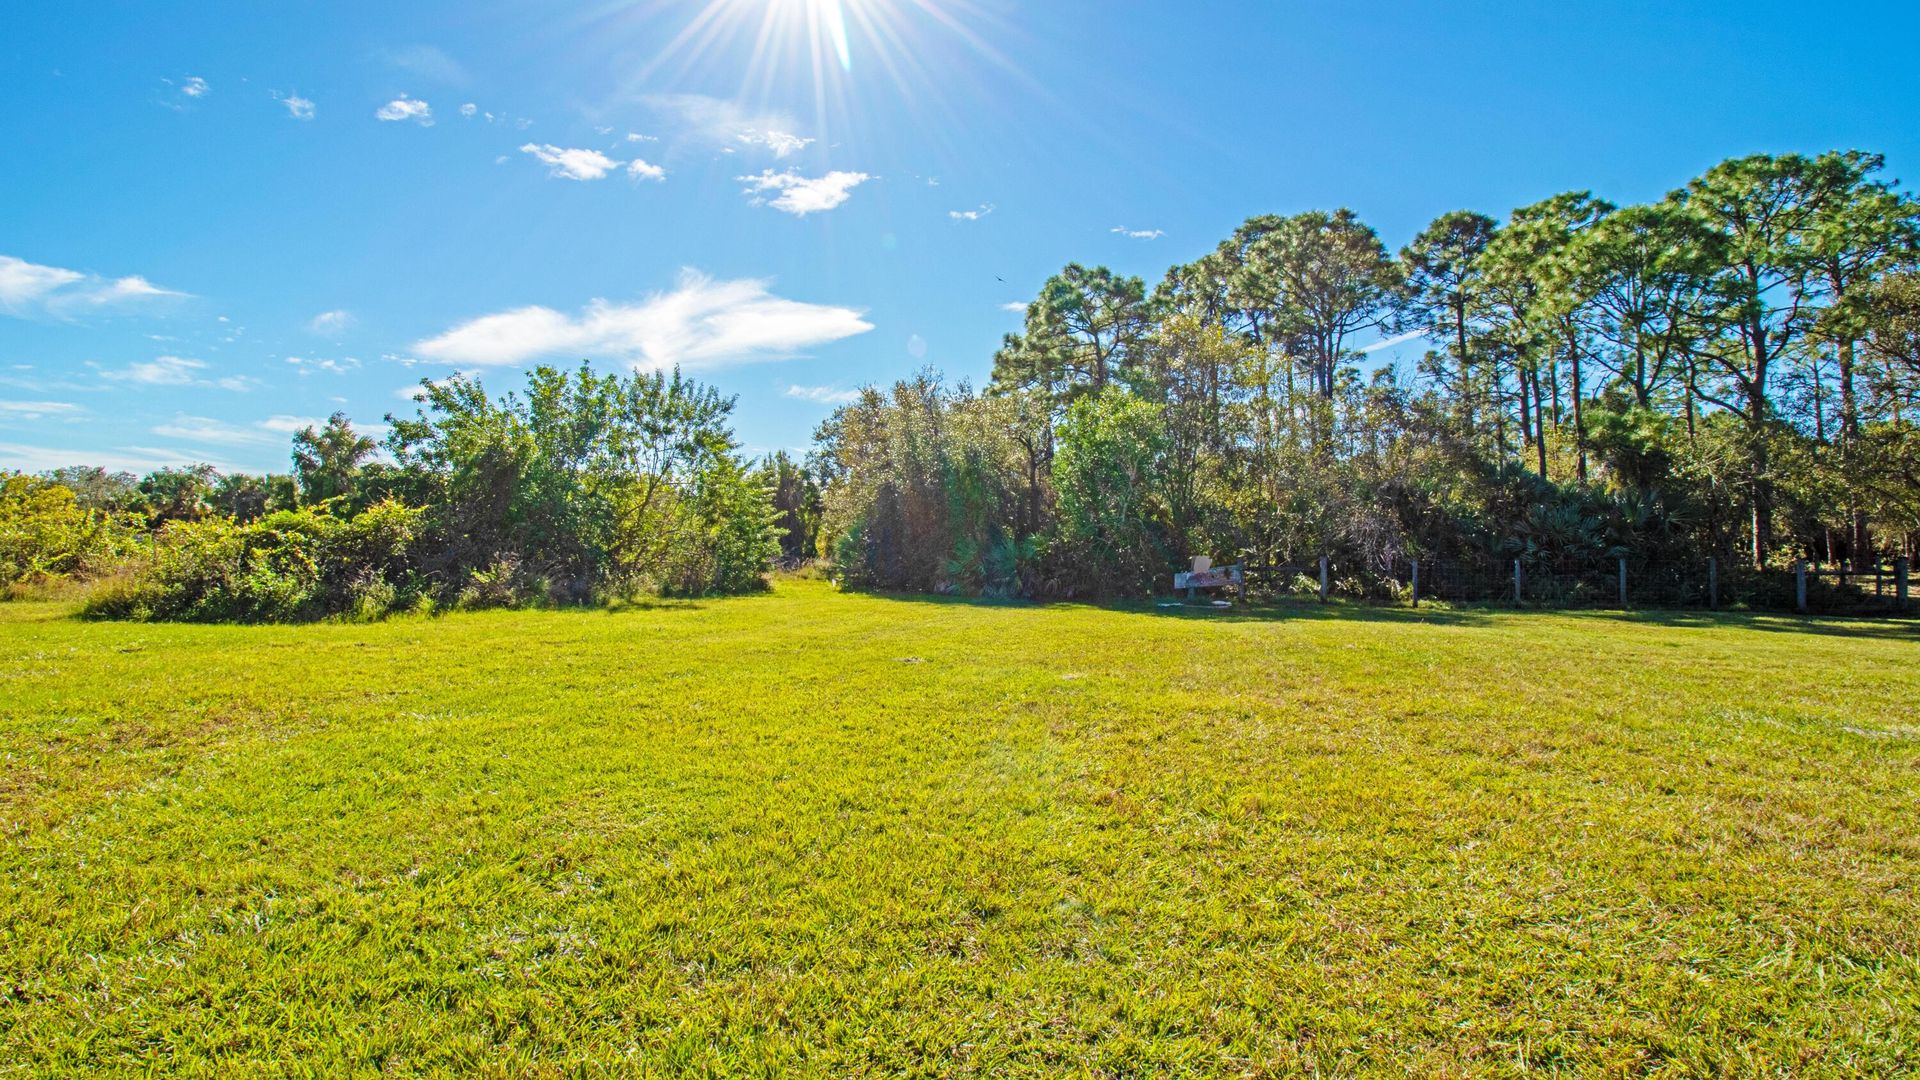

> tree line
[3,365,786,618]
[9,149,1919,614]
[812,151,1920,599]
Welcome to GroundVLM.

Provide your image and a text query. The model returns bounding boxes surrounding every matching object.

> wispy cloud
[413,270,873,370]
[1111,226,1164,240]
[1001,301,1028,313]
[1359,329,1427,354]
[157,76,210,112]
[381,45,469,86]
[738,169,871,215]
[151,414,323,447]
[0,254,188,319]
[784,384,860,405]
[284,355,362,376]
[949,204,995,222]
[738,129,813,157]
[272,91,315,120]
[376,96,433,125]
[100,355,257,392]
[642,94,810,158]
[626,158,666,182]
[0,441,242,476]
[308,309,354,336]
[519,143,622,181]
[0,400,82,421]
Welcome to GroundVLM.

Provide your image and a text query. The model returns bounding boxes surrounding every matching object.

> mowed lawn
[1,581,1917,1076]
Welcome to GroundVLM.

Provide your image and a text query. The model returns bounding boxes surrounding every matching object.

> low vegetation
[2,580,1915,1073]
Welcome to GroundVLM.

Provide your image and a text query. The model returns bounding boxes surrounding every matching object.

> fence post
[1618,557,1628,609]
[1411,559,1421,609]
[1898,558,1910,612]
[1795,560,1808,614]
[1708,557,1718,610]
[1319,556,1330,603]
[1513,560,1523,605]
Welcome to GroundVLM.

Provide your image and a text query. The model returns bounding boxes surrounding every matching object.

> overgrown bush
[1,473,142,591]
[83,502,423,622]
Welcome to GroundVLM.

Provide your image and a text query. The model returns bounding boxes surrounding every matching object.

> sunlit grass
[2,580,1916,1074]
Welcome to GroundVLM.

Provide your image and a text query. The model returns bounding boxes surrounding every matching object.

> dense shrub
[83,502,423,622]
[1,473,142,590]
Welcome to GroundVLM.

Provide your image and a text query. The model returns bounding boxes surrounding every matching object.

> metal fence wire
[1245,556,1913,616]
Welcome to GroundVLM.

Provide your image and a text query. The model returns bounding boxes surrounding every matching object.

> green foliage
[1049,388,1173,596]
[386,363,776,604]
[0,473,142,589]
[82,501,424,623]
[815,374,1042,594]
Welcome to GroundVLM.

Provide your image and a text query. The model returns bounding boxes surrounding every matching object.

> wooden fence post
[1618,557,1628,609]
[1796,560,1808,614]
[1513,560,1523,605]
[1898,557,1910,612]
[1319,556,1330,604]
[1411,559,1421,609]
[1708,557,1718,610]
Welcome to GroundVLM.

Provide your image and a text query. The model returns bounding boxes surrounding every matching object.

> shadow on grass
[841,586,1920,641]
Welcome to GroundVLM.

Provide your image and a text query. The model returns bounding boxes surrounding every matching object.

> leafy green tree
[754,450,821,561]
[993,264,1150,406]
[1050,388,1173,596]
[137,464,219,524]
[292,412,377,506]
[1480,192,1613,481]
[1556,202,1726,412]
[1255,210,1400,407]
[1400,210,1498,433]
[1680,152,1863,566]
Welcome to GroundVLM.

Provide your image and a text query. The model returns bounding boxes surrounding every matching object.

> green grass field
[2,580,1917,1076]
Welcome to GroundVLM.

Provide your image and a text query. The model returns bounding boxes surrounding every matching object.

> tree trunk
[1749,432,1772,571]
[1568,328,1588,483]
[1532,366,1549,479]
[1839,337,1870,570]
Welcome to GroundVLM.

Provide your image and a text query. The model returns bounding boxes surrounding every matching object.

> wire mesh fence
[1240,555,1913,616]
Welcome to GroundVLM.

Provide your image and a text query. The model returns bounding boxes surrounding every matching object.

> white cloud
[737,169,871,215]
[0,257,83,307]
[1111,226,1165,240]
[626,132,657,143]
[376,96,433,125]
[382,45,469,86]
[626,158,666,182]
[100,355,256,392]
[308,309,354,336]
[1359,329,1427,354]
[1000,301,1028,313]
[784,384,859,405]
[0,441,243,476]
[102,355,205,386]
[413,270,873,370]
[273,91,315,120]
[460,102,477,118]
[395,375,465,402]
[642,94,811,158]
[181,76,209,98]
[150,414,316,447]
[0,255,187,318]
[739,129,813,157]
[0,400,82,421]
[284,355,362,376]
[949,204,994,222]
[520,143,621,181]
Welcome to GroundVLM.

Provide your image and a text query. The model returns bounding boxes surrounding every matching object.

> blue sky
[4,0,1918,474]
